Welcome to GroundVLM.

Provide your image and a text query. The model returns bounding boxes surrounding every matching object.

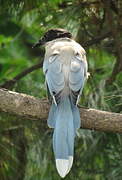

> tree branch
[0,88,122,133]
[0,62,43,89]
[82,31,112,48]
[103,0,122,84]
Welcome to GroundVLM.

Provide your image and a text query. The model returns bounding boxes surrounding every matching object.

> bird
[33,28,88,178]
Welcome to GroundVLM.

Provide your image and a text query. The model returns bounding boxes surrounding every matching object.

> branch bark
[0,88,122,133]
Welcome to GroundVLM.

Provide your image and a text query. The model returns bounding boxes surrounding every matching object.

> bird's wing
[69,52,88,105]
[43,51,65,105]
[43,51,65,128]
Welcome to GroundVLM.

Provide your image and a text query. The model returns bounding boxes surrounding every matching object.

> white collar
[45,37,74,46]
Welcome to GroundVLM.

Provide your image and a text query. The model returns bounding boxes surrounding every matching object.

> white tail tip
[56,156,73,178]
[56,159,69,178]
[67,156,73,175]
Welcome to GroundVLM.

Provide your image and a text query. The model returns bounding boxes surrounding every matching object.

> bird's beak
[32,38,45,48]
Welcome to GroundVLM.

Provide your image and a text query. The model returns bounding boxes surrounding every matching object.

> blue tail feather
[47,103,56,128]
[71,101,81,131]
[53,97,73,160]
[48,96,81,177]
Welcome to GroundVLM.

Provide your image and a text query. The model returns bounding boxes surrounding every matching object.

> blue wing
[43,53,65,127]
[69,53,88,105]
[43,53,65,105]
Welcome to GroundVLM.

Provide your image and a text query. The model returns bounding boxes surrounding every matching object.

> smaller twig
[58,1,99,9]
[110,0,118,15]
[82,23,94,38]
[82,31,112,47]
[79,1,100,7]
[0,61,43,89]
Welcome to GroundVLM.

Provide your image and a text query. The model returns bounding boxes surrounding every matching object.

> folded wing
[69,53,88,105]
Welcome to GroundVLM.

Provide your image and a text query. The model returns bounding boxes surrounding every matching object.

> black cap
[32,28,72,48]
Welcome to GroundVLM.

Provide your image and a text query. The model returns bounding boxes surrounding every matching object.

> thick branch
[0,88,122,133]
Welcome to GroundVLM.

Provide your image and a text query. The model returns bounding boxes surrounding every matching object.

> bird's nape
[32,28,72,48]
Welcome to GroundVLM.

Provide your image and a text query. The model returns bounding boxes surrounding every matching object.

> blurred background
[0,0,122,179]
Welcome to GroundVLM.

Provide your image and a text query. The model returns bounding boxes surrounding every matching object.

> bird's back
[44,38,87,96]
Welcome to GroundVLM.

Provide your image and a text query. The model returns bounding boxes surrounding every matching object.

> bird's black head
[32,28,72,48]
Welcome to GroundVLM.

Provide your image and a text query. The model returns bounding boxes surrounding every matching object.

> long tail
[47,96,80,178]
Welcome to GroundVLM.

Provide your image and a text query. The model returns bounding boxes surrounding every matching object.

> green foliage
[0,0,122,180]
